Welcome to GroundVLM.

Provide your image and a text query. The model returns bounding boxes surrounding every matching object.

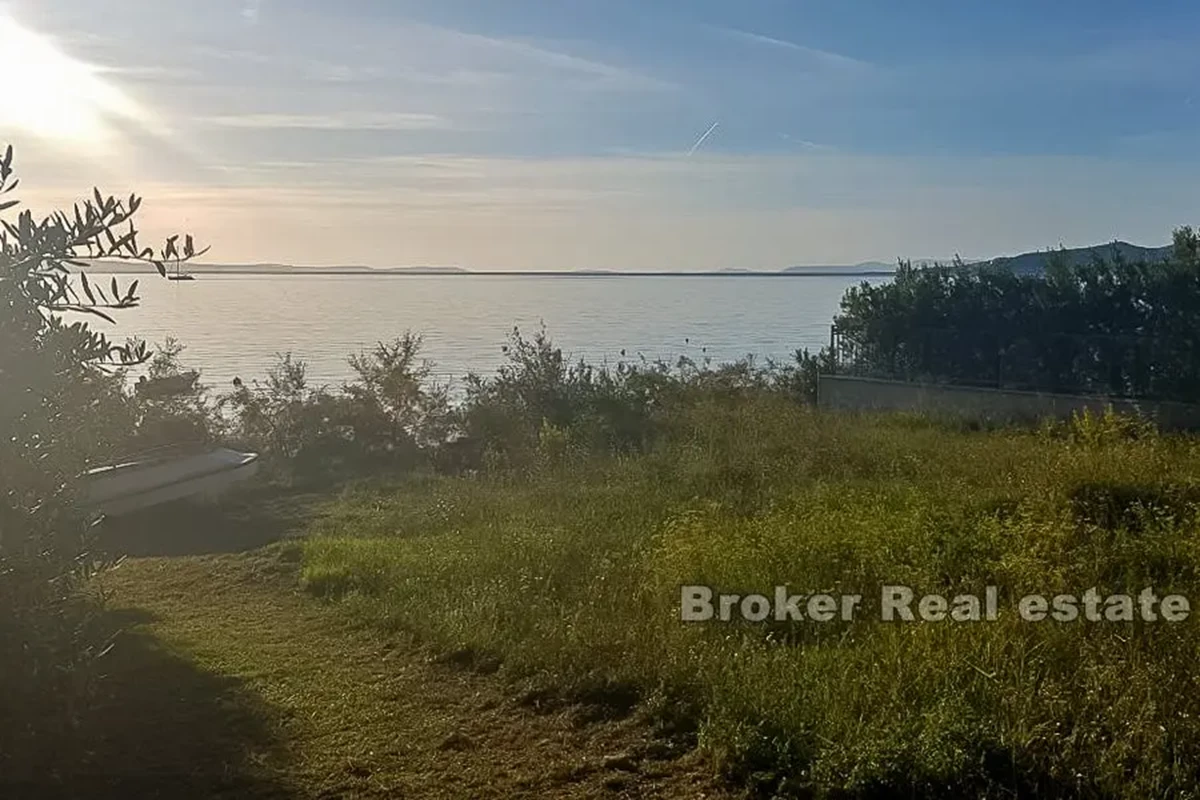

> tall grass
[303,401,1200,797]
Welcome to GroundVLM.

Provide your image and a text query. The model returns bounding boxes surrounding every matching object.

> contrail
[686,121,720,156]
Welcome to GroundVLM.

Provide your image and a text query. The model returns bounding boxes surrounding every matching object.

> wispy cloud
[470,33,676,92]
[707,24,873,73]
[304,61,387,83]
[94,64,203,82]
[10,0,1200,270]
[198,112,452,131]
[185,43,272,65]
[201,150,1198,218]
[17,148,1199,269]
[242,0,262,25]
[779,134,835,150]
[374,23,677,95]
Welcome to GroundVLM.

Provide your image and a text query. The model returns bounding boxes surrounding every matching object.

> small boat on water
[166,261,196,280]
[83,445,260,516]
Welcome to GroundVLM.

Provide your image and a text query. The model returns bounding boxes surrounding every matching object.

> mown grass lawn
[302,399,1200,798]
[34,539,731,800]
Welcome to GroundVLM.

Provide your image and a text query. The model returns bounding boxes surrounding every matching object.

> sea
[92,273,888,392]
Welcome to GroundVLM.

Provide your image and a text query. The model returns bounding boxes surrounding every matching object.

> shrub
[832,232,1200,400]
[0,144,200,758]
[220,333,453,482]
[455,326,824,471]
[128,338,224,449]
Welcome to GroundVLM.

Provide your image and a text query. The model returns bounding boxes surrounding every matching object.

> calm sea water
[95,274,884,392]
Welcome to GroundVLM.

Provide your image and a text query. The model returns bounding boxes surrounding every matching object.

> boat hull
[83,448,260,516]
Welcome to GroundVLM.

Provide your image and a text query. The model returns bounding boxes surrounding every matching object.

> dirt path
[51,544,737,799]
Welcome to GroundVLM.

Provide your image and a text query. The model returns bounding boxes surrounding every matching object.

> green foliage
[177,325,826,483]
[129,338,224,449]
[455,325,822,471]
[1065,404,1158,447]
[1173,225,1200,267]
[458,325,615,463]
[777,347,835,404]
[535,418,572,467]
[220,333,453,482]
[304,403,1200,798]
[221,352,329,468]
[344,333,454,449]
[832,231,1200,401]
[0,144,200,758]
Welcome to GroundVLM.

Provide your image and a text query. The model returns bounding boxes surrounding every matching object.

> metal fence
[828,322,1200,403]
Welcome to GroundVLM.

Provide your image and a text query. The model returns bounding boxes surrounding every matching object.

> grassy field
[13,521,733,799]
[301,398,1200,798]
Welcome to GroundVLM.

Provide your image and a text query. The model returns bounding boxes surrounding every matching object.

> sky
[2,0,1199,270]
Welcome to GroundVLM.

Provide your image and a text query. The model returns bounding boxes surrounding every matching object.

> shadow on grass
[95,485,328,558]
[2,609,298,800]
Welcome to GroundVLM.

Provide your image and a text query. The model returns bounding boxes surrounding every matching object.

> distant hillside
[74,242,1175,277]
[79,261,469,275]
[781,263,895,275]
[385,265,470,274]
[977,241,1172,276]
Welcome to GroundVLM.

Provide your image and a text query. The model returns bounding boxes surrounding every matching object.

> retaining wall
[817,375,1200,430]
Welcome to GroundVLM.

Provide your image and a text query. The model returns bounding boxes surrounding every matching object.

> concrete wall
[817,374,1200,430]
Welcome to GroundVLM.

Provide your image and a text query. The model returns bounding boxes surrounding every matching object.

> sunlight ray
[0,11,148,145]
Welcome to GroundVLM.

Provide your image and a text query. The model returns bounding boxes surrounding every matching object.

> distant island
[780,262,896,275]
[78,261,474,275]
[80,240,1173,277]
[972,241,1172,276]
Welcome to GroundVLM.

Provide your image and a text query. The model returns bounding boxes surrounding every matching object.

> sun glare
[0,12,141,143]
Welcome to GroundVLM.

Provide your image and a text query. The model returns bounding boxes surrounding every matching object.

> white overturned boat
[83,445,260,516]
